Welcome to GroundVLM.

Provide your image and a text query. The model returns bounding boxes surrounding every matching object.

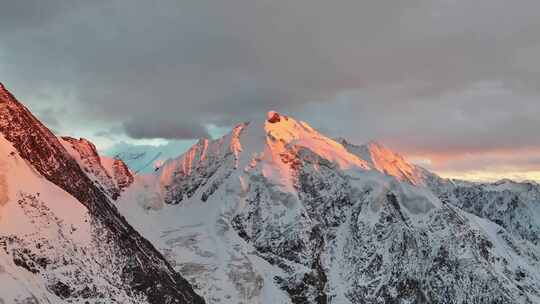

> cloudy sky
[2,0,540,181]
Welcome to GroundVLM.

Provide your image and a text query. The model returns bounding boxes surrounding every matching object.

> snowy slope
[0,83,204,304]
[0,135,146,303]
[338,139,427,186]
[430,178,540,247]
[116,111,540,304]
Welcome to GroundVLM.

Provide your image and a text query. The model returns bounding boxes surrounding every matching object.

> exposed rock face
[60,136,134,199]
[0,83,204,304]
[118,111,540,304]
[267,111,282,123]
[113,157,135,190]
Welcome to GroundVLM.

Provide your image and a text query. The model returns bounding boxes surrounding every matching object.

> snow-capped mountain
[2,80,540,304]
[104,141,193,174]
[114,111,540,303]
[0,83,204,303]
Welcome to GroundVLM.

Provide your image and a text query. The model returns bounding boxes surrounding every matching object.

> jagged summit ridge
[262,112,425,185]
[339,139,427,185]
[152,111,382,200]
[154,111,423,196]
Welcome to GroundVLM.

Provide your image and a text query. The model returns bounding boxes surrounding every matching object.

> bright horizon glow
[436,170,540,183]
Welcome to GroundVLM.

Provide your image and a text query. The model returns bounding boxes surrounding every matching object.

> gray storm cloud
[123,118,210,140]
[1,0,540,173]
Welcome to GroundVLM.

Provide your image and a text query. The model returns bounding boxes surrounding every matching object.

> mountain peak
[267,110,282,123]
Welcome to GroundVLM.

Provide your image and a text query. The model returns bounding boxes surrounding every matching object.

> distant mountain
[113,111,540,303]
[103,141,194,174]
[0,83,204,304]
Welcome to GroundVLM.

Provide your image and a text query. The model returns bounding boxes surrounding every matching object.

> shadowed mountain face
[110,111,540,303]
[0,83,204,304]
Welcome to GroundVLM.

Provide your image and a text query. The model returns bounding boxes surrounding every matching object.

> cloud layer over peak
[2,0,540,179]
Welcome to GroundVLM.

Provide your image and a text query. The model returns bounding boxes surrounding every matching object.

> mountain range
[1,83,539,304]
